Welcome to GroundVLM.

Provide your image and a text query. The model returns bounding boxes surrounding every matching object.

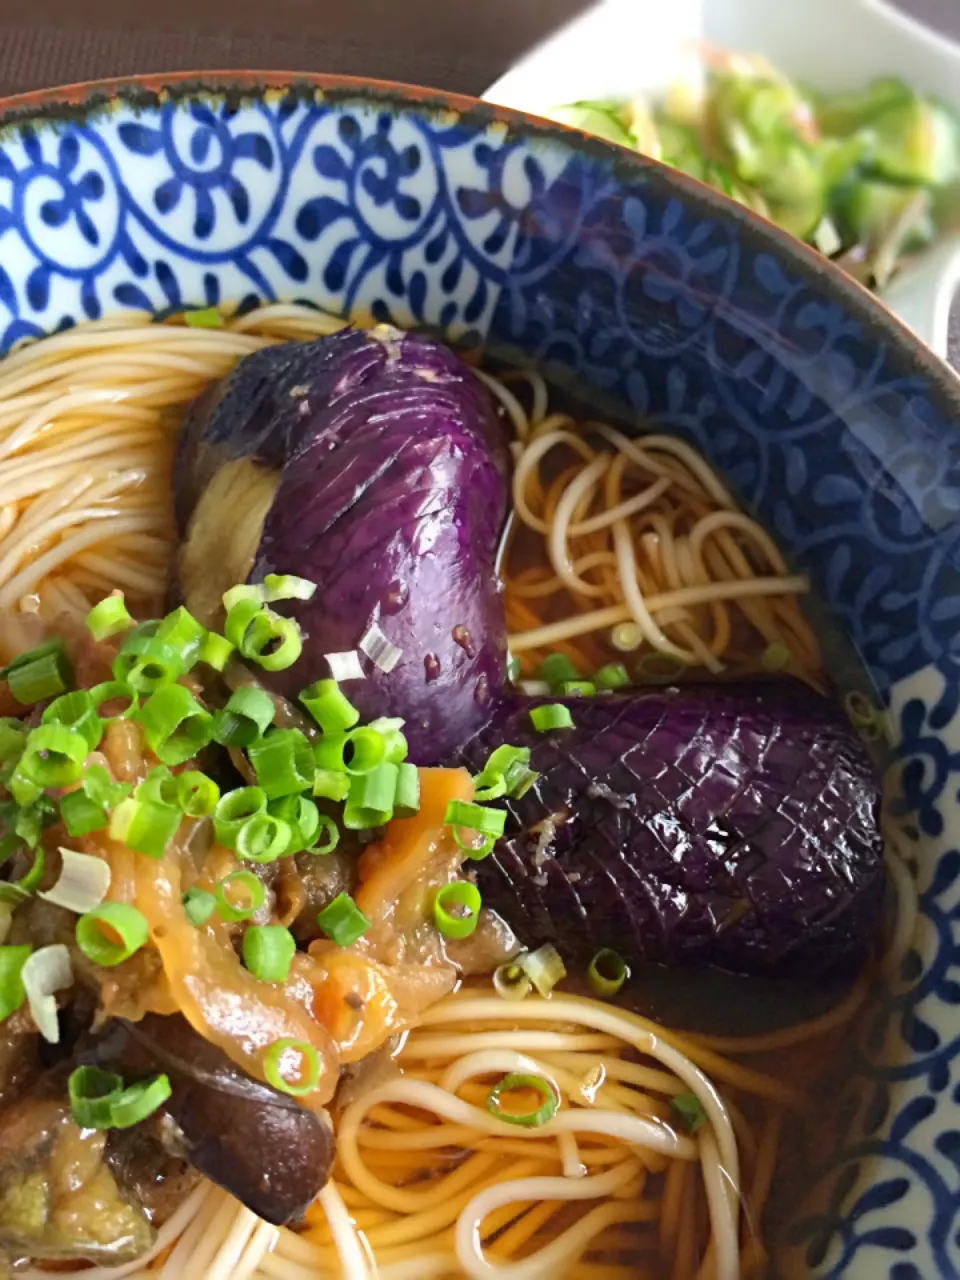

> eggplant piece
[457,684,884,980]
[123,1015,333,1226]
[174,326,511,762]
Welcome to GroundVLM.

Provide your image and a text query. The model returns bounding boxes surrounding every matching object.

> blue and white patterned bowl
[0,71,958,1277]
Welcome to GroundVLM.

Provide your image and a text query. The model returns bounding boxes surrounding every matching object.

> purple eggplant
[174,326,511,761]
[457,684,884,980]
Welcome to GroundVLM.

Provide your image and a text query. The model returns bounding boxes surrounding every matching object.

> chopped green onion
[22,943,72,1042]
[76,902,149,966]
[343,763,398,830]
[60,789,107,837]
[518,944,566,998]
[610,623,642,652]
[113,635,186,694]
[268,795,320,853]
[0,842,45,904]
[761,641,792,673]
[486,1073,559,1127]
[184,306,223,328]
[670,1091,707,1134]
[316,892,369,947]
[67,1064,172,1129]
[844,690,880,730]
[243,924,296,982]
[307,815,340,855]
[156,606,206,667]
[444,800,506,857]
[198,631,234,671]
[236,813,292,864]
[529,704,575,733]
[472,772,506,802]
[433,881,482,939]
[175,771,220,818]
[225,601,303,672]
[109,797,181,859]
[536,654,580,688]
[82,764,131,810]
[493,961,532,1002]
[394,763,420,818]
[182,886,216,926]
[367,717,408,765]
[15,797,54,849]
[592,662,630,691]
[262,573,316,603]
[213,787,267,849]
[300,680,360,734]
[141,684,214,766]
[6,766,41,808]
[90,681,139,720]
[215,869,265,922]
[636,653,687,683]
[358,622,402,673]
[212,686,276,748]
[507,656,521,682]
[559,680,595,697]
[41,690,103,752]
[0,945,31,1020]
[324,650,365,682]
[39,849,111,914]
[86,594,134,642]
[20,724,88,788]
[0,719,26,764]
[314,726,386,777]
[4,641,73,705]
[263,1037,320,1096]
[587,948,628,998]
[248,729,315,798]
[136,765,178,806]
[312,770,350,802]
[473,745,535,802]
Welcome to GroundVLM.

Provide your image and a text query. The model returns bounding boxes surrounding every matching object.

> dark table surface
[0,0,958,360]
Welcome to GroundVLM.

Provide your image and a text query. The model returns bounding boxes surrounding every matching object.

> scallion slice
[308,815,340,856]
[0,842,44,904]
[155,606,206,667]
[519,943,567,998]
[41,690,103,752]
[264,1037,320,1097]
[300,680,360,734]
[670,1091,707,1134]
[20,724,89,788]
[22,943,72,1043]
[113,634,185,694]
[444,799,506,859]
[108,797,182,859]
[324,650,365,682]
[268,794,320,854]
[175,771,220,818]
[182,886,217,926]
[212,686,276,748]
[493,961,532,1002]
[215,869,264,922]
[4,640,73,705]
[394,763,420,818]
[59,789,107,837]
[587,948,628,998]
[213,787,268,849]
[0,945,31,1021]
[198,631,234,672]
[0,719,26,763]
[367,717,408,765]
[76,903,149,966]
[82,764,131,810]
[135,766,178,807]
[184,306,224,328]
[559,680,596,697]
[486,1073,559,1127]
[473,745,534,802]
[68,1064,172,1129]
[358,623,402,673]
[314,726,386,777]
[243,924,296,983]
[236,813,292,864]
[312,770,350,802]
[343,763,398,830]
[433,881,482,939]
[536,653,580,688]
[140,684,214,766]
[90,681,139,720]
[248,729,315,798]
[529,704,575,732]
[592,662,630,691]
[225,601,303,672]
[86,594,134,642]
[316,892,369,947]
[39,849,111,914]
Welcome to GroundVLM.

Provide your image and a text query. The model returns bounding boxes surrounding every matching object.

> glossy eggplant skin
[123,1016,333,1226]
[457,684,884,980]
[174,326,510,762]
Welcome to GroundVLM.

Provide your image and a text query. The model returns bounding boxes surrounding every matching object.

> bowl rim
[0,67,957,412]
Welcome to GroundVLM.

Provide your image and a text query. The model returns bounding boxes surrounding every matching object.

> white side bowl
[484,0,960,360]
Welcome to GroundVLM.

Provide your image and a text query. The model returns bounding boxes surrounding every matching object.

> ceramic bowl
[0,71,958,1277]
[484,0,960,360]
